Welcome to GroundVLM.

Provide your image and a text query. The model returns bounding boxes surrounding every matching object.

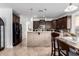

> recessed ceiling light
[65,3,78,12]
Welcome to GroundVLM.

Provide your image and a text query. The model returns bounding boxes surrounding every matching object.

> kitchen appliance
[0,17,5,50]
[13,23,22,46]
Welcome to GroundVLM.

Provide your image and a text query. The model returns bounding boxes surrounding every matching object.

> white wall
[20,15,32,47]
[70,11,79,34]
[70,15,76,33]
[75,16,79,27]
[0,8,13,48]
[20,15,31,40]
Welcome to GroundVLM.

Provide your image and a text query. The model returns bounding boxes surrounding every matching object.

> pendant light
[65,3,78,12]
[38,9,47,20]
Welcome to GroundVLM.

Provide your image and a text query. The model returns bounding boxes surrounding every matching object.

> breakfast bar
[56,37,79,56]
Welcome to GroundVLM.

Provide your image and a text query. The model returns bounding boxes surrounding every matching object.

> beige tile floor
[0,39,51,56]
[27,47,51,56]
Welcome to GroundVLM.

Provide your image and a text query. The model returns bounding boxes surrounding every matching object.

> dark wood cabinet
[61,16,67,29]
[56,19,60,29]
[51,16,71,32]
[39,20,45,25]
[13,14,20,23]
[33,20,52,31]
[33,21,40,30]
[56,16,69,30]
[33,16,71,31]
[51,20,56,29]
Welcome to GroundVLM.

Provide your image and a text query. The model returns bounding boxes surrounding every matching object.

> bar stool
[57,40,69,56]
[51,32,59,56]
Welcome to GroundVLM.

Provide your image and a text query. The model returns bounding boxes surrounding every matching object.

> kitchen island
[27,31,52,47]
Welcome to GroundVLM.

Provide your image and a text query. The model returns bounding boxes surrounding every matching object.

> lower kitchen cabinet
[27,31,51,47]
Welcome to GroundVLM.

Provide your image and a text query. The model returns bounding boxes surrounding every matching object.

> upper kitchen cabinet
[61,16,67,29]
[45,21,52,30]
[13,14,20,23]
[33,20,46,31]
[39,20,45,25]
[56,18,62,29]
[33,21,40,31]
[56,16,71,31]
[33,20,52,31]
[51,20,56,29]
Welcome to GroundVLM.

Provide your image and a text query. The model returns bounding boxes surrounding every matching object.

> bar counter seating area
[51,31,79,56]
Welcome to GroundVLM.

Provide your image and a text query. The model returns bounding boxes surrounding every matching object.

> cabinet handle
[38,32,40,35]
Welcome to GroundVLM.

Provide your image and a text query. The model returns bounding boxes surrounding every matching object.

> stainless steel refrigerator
[0,18,5,50]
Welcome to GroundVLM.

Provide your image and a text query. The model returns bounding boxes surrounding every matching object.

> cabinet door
[56,16,67,30]
[56,19,61,29]
[13,14,20,23]
[39,20,45,25]
[51,20,56,29]
[59,19,62,29]
[61,17,67,29]
[33,21,40,30]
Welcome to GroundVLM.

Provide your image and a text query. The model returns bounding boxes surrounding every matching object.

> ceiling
[0,3,79,18]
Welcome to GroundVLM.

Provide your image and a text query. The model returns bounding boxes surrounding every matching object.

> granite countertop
[56,36,79,50]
